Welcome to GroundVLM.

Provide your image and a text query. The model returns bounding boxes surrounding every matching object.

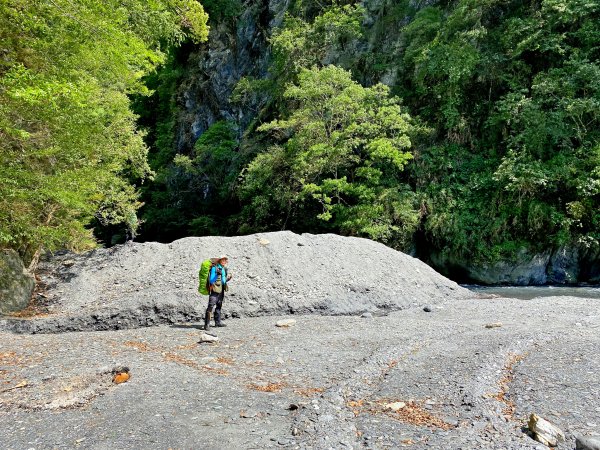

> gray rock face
[430,248,551,285]
[0,250,35,315]
[174,0,409,153]
[431,244,600,285]
[547,245,580,284]
[176,0,283,153]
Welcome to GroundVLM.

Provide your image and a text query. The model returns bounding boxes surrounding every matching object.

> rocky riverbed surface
[0,232,598,449]
[1,295,599,449]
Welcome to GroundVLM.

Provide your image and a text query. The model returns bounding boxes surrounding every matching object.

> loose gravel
[0,232,468,333]
[0,296,598,449]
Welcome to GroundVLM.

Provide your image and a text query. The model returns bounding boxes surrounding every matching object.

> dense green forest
[2,0,599,276]
[136,0,600,264]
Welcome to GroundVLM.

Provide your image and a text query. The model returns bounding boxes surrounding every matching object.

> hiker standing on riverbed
[205,255,232,330]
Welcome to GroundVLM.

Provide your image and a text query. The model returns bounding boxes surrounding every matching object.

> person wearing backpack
[204,255,232,330]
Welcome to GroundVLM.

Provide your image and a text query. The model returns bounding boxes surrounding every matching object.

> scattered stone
[292,427,300,436]
[576,434,600,450]
[384,401,406,411]
[276,319,296,328]
[361,312,373,318]
[63,260,76,267]
[200,356,218,363]
[240,410,258,418]
[199,333,219,343]
[423,305,433,312]
[258,238,270,246]
[112,367,130,384]
[485,322,503,329]
[288,404,299,411]
[528,413,565,447]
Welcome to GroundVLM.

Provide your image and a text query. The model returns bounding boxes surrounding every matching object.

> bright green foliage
[240,66,419,246]
[0,0,208,263]
[231,3,364,115]
[271,4,363,78]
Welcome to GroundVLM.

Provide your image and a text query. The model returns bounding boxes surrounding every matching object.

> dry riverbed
[1,295,598,449]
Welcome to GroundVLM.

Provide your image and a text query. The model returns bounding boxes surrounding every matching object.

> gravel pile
[0,231,470,333]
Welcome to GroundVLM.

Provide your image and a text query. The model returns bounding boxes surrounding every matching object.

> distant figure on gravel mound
[198,255,232,330]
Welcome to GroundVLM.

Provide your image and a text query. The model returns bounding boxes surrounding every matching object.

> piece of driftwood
[528,413,565,447]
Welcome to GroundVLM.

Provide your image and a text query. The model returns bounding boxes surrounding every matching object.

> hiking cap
[210,255,229,263]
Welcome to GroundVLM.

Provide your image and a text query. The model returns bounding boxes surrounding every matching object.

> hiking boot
[215,322,227,327]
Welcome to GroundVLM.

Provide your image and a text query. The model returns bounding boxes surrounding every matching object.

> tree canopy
[240,65,419,246]
[0,0,208,266]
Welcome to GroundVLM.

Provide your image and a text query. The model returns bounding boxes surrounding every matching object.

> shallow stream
[465,285,600,300]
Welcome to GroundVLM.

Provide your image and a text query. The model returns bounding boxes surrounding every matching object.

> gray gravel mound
[0,231,470,333]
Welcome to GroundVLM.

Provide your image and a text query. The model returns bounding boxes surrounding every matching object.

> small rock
[361,312,373,318]
[248,300,258,305]
[200,356,217,363]
[485,322,503,329]
[199,333,219,343]
[276,356,285,364]
[276,319,296,328]
[384,402,406,411]
[423,305,432,312]
[258,238,270,246]
[240,410,258,418]
[292,427,300,436]
[297,242,304,246]
[63,260,75,267]
[576,434,600,450]
[528,413,565,447]
[112,370,130,385]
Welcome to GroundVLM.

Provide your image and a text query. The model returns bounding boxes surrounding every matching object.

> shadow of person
[170,323,205,330]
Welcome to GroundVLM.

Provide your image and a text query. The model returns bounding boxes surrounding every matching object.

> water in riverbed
[465,285,600,300]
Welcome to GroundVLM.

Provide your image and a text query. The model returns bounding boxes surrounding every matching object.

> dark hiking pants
[206,290,225,324]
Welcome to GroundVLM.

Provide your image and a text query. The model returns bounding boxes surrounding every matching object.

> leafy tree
[240,66,419,247]
[0,0,208,267]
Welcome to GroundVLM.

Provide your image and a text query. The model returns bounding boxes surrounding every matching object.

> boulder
[576,434,600,450]
[0,250,35,315]
[199,333,219,343]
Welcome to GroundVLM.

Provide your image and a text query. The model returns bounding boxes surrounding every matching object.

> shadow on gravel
[170,323,205,330]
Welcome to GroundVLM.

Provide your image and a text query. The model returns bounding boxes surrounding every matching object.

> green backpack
[198,259,214,295]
